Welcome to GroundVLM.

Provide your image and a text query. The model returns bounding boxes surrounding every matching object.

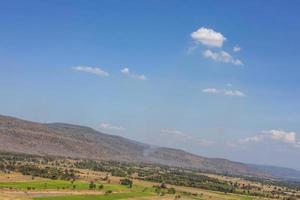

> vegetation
[0,180,128,191]
[119,178,133,188]
[1,152,300,200]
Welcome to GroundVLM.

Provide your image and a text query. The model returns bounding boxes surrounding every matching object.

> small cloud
[238,129,300,148]
[187,44,198,55]
[202,88,219,94]
[191,27,226,48]
[135,74,147,81]
[120,67,147,81]
[238,135,265,144]
[72,66,109,77]
[202,87,246,97]
[266,130,297,144]
[223,89,246,97]
[233,46,241,52]
[121,67,130,75]
[100,123,125,131]
[203,50,243,66]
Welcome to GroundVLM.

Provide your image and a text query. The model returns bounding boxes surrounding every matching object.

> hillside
[0,114,299,180]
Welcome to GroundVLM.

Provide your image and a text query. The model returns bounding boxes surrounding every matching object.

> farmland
[0,153,300,200]
[0,176,263,200]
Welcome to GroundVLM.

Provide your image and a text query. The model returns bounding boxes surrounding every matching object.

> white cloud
[121,67,130,75]
[73,66,109,77]
[202,87,246,97]
[223,89,245,97]
[135,74,147,81]
[238,135,265,144]
[191,27,226,48]
[233,46,241,52]
[120,67,147,81]
[238,130,300,148]
[189,27,243,65]
[100,123,125,131]
[203,50,243,66]
[202,88,219,94]
[266,130,297,144]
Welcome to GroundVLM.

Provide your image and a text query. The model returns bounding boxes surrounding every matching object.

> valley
[0,152,299,200]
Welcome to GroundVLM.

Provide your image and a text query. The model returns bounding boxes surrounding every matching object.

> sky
[0,0,300,169]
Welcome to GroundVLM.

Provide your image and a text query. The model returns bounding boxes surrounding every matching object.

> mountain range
[1,114,300,181]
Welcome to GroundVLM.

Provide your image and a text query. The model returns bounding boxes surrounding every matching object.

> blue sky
[1,0,300,169]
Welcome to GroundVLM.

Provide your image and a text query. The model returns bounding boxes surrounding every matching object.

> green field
[0,180,155,200]
[0,179,267,200]
[0,177,289,200]
[0,180,135,191]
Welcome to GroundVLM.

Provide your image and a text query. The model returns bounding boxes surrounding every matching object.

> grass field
[0,178,156,200]
[0,172,282,200]
[0,180,136,191]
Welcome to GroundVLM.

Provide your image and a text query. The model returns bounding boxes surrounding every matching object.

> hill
[0,114,299,181]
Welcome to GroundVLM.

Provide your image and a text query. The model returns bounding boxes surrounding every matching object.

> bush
[89,181,96,189]
[168,187,176,194]
[120,178,133,188]
[105,190,112,195]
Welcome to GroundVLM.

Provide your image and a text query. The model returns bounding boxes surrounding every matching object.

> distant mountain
[1,114,299,181]
[251,165,300,181]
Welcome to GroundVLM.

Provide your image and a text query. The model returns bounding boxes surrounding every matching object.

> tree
[98,184,104,190]
[89,181,96,190]
[120,178,133,188]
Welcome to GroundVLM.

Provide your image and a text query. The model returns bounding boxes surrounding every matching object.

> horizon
[1,0,300,170]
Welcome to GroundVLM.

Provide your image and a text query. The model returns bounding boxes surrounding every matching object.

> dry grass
[0,172,47,182]
[0,191,31,200]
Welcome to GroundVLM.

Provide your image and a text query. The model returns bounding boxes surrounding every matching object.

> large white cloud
[121,67,147,81]
[191,27,226,48]
[203,50,243,66]
[202,87,246,97]
[73,66,109,77]
[190,27,244,65]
